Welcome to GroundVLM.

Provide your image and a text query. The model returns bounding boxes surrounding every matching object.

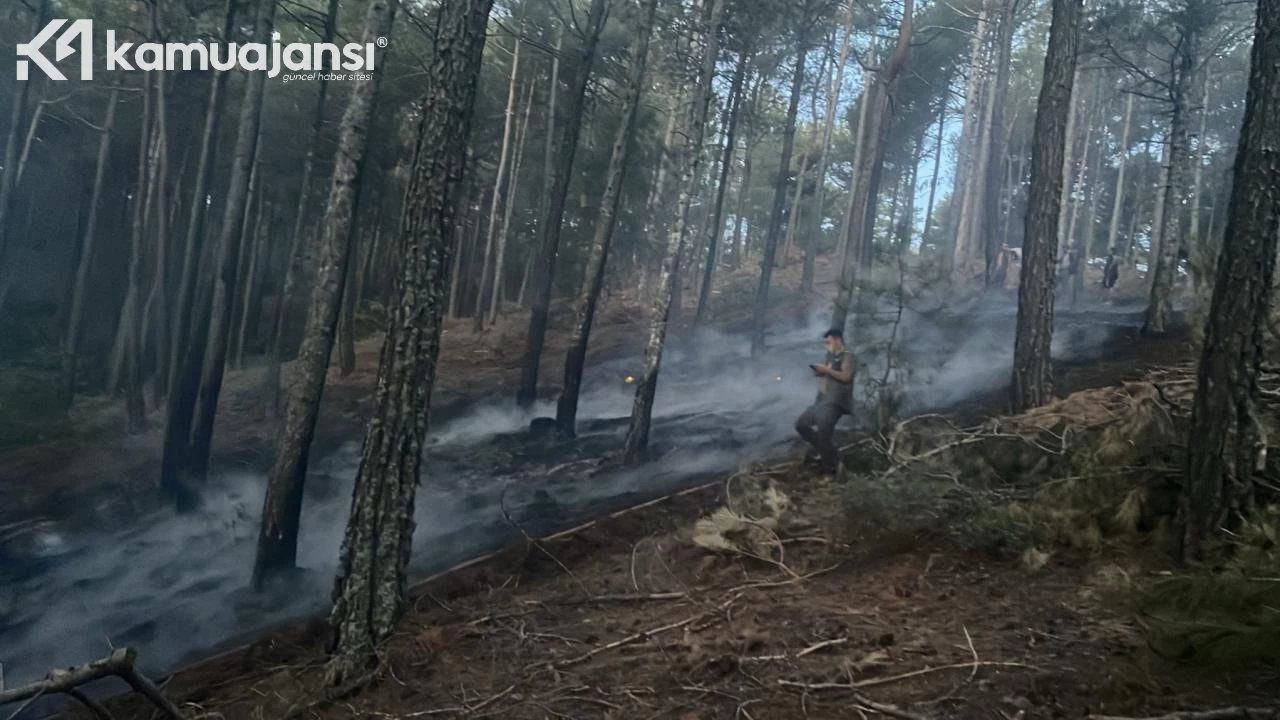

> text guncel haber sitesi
[283,72,373,83]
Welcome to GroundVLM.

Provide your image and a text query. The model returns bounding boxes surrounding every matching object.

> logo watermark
[17,20,382,81]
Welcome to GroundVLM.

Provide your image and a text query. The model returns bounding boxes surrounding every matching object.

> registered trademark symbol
[377,37,388,48]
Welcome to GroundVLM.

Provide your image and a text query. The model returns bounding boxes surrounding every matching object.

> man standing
[795,328,856,471]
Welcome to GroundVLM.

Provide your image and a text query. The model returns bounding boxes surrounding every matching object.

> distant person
[794,328,855,472]
[1103,253,1120,289]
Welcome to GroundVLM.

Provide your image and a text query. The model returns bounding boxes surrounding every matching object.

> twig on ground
[852,694,934,720]
[742,637,850,663]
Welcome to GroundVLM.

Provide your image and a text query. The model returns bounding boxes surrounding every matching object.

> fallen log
[0,647,184,719]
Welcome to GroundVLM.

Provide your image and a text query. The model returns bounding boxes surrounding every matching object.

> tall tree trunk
[1188,64,1212,292]
[118,70,156,434]
[253,0,397,589]
[474,39,522,332]
[693,47,750,325]
[982,0,1015,282]
[1071,114,1101,308]
[750,43,808,356]
[556,0,660,435]
[336,213,361,376]
[1010,0,1082,412]
[836,63,873,264]
[952,5,996,284]
[921,97,946,252]
[898,139,922,248]
[804,12,854,292]
[831,1,914,333]
[167,0,237,401]
[1064,80,1098,282]
[1143,20,1196,336]
[624,0,725,463]
[1055,64,1083,265]
[285,0,342,288]
[61,88,120,407]
[1105,92,1136,263]
[490,79,534,324]
[1181,0,1278,561]
[945,0,991,274]
[180,0,277,498]
[730,139,755,268]
[147,71,173,404]
[0,0,48,300]
[264,0,341,402]
[326,0,491,683]
[236,188,268,368]
[517,0,608,407]
[781,124,817,267]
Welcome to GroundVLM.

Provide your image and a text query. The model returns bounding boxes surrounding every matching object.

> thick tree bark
[253,0,397,589]
[1143,21,1195,336]
[750,43,808,356]
[556,0,660,435]
[693,47,750,326]
[624,0,725,463]
[61,88,121,407]
[474,39,523,332]
[1010,0,1082,412]
[166,0,276,505]
[325,0,492,682]
[1181,0,1278,561]
[516,0,608,407]
[831,1,914,333]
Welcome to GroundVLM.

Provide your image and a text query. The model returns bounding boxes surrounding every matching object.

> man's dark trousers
[795,402,844,468]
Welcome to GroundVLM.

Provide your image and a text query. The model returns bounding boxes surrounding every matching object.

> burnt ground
[53,325,1279,720]
[0,258,823,532]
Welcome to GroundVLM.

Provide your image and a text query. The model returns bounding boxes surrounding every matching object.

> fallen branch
[551,594,740,669]
[1090,710,1278,720]
[778,660,1039,692]
[0,648,183,720]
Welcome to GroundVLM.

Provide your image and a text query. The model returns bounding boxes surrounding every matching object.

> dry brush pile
[836,362,1280,673]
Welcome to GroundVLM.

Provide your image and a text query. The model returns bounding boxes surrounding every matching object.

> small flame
[774,375,783,382]
[624,375,635,384]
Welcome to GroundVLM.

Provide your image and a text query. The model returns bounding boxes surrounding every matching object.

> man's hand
[810,363,827,377]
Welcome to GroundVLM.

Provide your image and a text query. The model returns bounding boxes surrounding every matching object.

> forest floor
[61,318,1280,720]
[0,255,828,530]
